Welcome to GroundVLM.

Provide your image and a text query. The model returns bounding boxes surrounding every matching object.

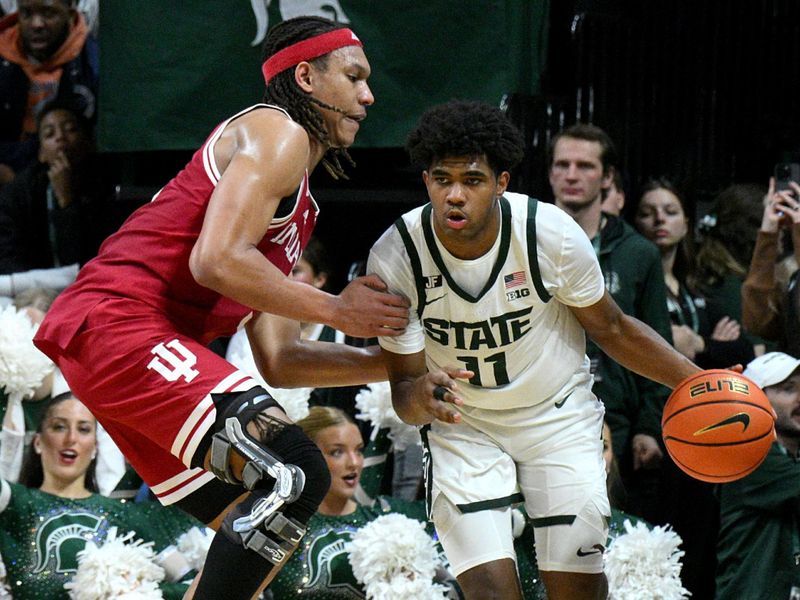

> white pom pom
[348,513,448,600]
[261,383,312,422]
[605,519,690,600]
[0,305,54,399]
[0,549,12,599]
[354,382,420,451]
[176,526,214,572]
[65,528,165,599]
[225,335,311,422]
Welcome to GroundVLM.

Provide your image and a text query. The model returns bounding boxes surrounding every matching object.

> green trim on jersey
[531,515,577,527]
[420,196,512,303]
[525,196,551,303]
[457,492,526,514]
[394,213,428,319]
[394,195,550,316]
[420,424,433,517]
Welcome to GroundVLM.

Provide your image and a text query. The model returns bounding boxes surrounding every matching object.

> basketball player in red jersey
[33,16,408,599]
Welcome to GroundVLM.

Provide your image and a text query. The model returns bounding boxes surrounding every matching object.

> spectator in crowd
[548,123,673,521]
[742,178,800,356]
[716,352,800,599]
[265,406,459,599]
[0,0,98,36]
[0,0,98,175]
[634,178,753,368]
[633,177,754,598]
[600,167,625,217]
[0,99,113,276]
[690,183,768,358]
[0,392,204,599]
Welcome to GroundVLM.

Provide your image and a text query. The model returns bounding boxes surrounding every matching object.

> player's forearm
[260,342,386,389]
[191,246,339,326]
[593,314,700,389]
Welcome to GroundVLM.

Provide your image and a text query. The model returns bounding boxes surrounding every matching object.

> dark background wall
[105,0,800,292]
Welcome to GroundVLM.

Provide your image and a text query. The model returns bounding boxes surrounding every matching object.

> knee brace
[209,387,331,564]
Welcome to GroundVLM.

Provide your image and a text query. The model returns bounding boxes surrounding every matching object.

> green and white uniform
[266,496,454,599]
[0,479,199,599]
[368,193,610,574]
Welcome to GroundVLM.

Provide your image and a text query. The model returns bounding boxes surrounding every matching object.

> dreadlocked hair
[406,100,525,174]
[262,16,355,180]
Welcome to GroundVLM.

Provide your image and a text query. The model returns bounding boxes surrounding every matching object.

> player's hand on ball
[421,368,472,424]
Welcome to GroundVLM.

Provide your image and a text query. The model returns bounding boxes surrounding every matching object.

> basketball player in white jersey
[368,100,700,600]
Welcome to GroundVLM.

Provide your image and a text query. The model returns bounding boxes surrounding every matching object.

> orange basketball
[662,369,776,483]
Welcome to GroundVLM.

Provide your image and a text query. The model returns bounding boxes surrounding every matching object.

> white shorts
[423,374,610,574]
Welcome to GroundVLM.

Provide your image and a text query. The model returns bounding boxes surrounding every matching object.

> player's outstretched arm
[381,348,472,426]
[245,312,388,388]
[570,290,701,389]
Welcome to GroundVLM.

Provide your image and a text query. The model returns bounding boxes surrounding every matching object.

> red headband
[262,28,363,84]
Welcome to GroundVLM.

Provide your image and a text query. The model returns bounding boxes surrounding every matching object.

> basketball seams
[662,399,776,427]
[663,428,776,447]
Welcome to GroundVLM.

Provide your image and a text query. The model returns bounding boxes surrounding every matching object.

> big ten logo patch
[147,339,199,383]
[506,287,531,301]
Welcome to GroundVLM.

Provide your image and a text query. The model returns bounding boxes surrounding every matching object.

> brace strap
[239,512,306,566]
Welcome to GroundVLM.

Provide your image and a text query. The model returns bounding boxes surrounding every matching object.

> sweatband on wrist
[262,28,363,84]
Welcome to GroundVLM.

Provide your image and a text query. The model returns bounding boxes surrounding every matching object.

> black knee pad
[262,422,330,524]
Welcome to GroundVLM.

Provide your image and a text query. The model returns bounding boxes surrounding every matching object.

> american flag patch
[504,271,527,289]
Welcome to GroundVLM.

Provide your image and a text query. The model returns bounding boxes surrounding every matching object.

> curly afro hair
[406,100,525,175]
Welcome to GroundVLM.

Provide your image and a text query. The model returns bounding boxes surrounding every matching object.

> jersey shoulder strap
[525,196,552,303]
[394,214,428,319]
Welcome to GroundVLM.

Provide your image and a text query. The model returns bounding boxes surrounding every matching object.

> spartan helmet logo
[34,512,103,574]
[302,528,361,596]
[249,0,352,47]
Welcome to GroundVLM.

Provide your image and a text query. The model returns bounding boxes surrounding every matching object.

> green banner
[98,1,547,151]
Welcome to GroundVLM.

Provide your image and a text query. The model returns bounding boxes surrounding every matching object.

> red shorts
[54,298,259,505]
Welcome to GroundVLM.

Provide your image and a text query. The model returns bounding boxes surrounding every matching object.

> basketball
[662,369,776,483]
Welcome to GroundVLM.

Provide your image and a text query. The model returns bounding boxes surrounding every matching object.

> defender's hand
[333,274,410,338]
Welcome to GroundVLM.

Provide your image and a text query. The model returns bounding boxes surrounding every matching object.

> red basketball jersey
[36,104,319,354]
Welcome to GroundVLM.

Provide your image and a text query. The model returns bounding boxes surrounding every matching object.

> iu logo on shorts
[147,339,200,383]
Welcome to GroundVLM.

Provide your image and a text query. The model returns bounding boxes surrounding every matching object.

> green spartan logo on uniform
[34,512,103,573]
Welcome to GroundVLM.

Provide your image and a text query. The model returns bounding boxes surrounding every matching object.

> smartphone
[775,162,800,197]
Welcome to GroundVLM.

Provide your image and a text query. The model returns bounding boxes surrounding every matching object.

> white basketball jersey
[369,192,605,410]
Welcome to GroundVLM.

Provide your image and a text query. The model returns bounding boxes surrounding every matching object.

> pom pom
[355,382,420,451]
[0,549,12,599]
[605,519,690,600]
[348,513,448,600]
[261,383,312,422]
[176,526,214,572]
[0,305,53,400]
[65,528,165,599]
